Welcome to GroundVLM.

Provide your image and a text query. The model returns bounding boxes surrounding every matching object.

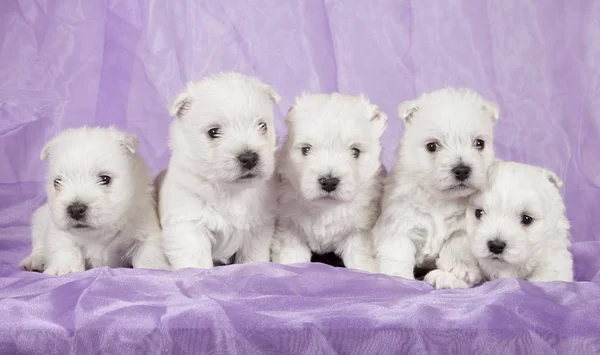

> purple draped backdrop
[1,1,599,354]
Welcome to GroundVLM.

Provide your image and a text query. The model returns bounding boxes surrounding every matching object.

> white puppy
[20,127,170,275]
[158,72,280,269]
[271,93,386,273]
[464,160,573,283]
[374,88,499,286]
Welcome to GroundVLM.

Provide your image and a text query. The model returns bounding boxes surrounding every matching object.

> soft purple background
[1,1,600,354]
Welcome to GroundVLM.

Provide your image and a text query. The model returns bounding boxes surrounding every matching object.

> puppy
[373,88,499,286]
[465,160,573,283]
[20,127,170,275]
[158,72,280,269]
[271,93,386,273]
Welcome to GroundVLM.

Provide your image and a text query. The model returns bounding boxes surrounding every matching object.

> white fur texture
[20,127,170,275]
[464,160,573,283]
[271,93,386,273]
[373,88,499,284]
[158,72,280,269]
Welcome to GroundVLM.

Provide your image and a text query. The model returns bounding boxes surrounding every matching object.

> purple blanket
[1,1,600,353]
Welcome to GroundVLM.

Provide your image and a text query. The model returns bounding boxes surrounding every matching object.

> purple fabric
[1,1,600,353]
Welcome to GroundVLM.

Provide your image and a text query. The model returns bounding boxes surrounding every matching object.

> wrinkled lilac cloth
[1,1,600,354]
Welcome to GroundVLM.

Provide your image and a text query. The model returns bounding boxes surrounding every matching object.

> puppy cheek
[299,169,320,200]
[504,232,531,264]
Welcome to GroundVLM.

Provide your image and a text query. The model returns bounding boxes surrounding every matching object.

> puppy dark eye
[99,175,112,186]
[426,142,439,153]
[53,178,62,190]
[207,128,221,139]
[475,209,485,220]
[473,139,485,150]
[351,148,361,158]
[521,214,533,226]
[258,122,267,134]
[301,146,311,156]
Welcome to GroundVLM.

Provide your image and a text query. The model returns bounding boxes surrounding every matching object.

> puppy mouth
[71,222,91,230]
[445,183,474,193]
[237,172,258,181]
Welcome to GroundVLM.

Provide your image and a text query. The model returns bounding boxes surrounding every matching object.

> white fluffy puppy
[20,127,170,275]
[374,88,499,286]
[271,93,386,273]
[464,160,573,283]
[158,72,280,269]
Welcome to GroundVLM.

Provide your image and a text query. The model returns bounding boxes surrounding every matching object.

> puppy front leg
[132,225,171,270]
[236,222,274,264]
[339,231,378,273]
[374,223,417,279]
[44,231,86,276]
[20,205,49,272]
[162,222,213,270]
[271,226,311,264]
[425,232,481,289]
[528,252,574,282]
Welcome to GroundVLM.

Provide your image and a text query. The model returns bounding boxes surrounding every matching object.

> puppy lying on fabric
[158,72,280,269]
[20,127,170,275]
[271,93,386,273]
[374,88,499,284]
[463,160,573,284]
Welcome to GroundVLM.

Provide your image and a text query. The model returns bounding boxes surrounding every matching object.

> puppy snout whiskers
[318,176,340,193]
[452,163,471,182]
[67,202,88,221]
[487,239,506,255]
[237,151,259,170]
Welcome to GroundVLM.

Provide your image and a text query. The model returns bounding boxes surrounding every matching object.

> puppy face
[280,93,386,203]
[168,72,280,185]
[40,127,139,233]
[466,161,567,268]
[398,88,499,198]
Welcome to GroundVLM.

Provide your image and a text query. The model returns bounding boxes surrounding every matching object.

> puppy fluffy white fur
[20,127,170,275]
[158,72,280,269]
[271,93,386,273]
[374,88,499,287]
[463,160,573,283]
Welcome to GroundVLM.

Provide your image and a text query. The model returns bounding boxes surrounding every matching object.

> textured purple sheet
[1,1,600,353]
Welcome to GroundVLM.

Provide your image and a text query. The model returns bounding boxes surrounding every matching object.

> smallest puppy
[465,160,573,282]
[271,93,386,273]
[20,127,169,275]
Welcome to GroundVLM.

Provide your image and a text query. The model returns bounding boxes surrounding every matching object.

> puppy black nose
[237,151,259,170]
[319,176,340,193]
[67,202,88,221]
[487,239,506,255]
[452,164,471,181]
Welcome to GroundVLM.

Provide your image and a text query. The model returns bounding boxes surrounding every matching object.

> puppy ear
[481,99,500,121]
[283,105,295,125]
[261,83,281,105]
[370,108,388,136]
[168,91,191,119]
[398,100,419,123]
[40,141,52,160]
[544,168,563,189]
[119,134,138,154]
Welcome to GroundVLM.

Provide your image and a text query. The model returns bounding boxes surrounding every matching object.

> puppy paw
[350,259,379,273]
[43,262,85,276]
[134,258,171,270]
[170,258,213,270]
[20,254,44,272]
[424,270,470,289]
[448,265,482,286]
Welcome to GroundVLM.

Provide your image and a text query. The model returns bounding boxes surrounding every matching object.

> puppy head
[466,160,568,268]
[40,126,140,233]
[168,72,280,186]
[398,88,499,198]
[280,93,387,204]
